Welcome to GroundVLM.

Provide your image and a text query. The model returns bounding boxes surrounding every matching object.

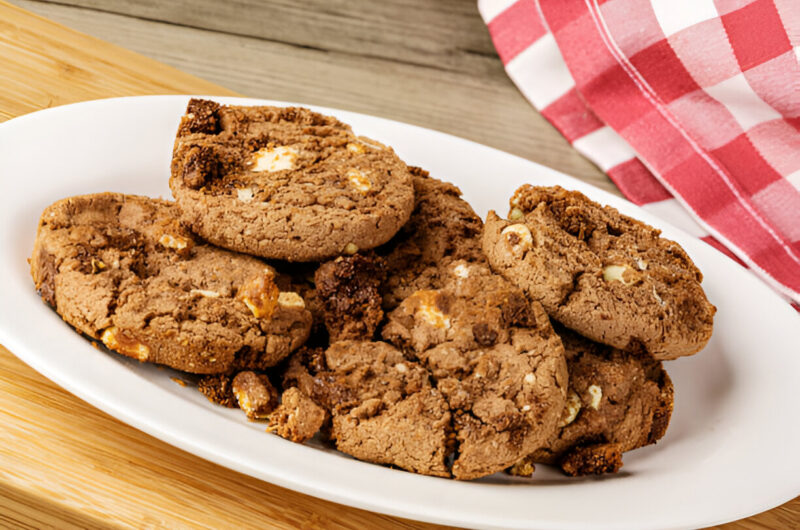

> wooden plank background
[2,1,797,528]
[10,0,611,194]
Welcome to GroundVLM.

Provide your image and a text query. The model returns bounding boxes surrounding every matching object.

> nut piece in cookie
[232,371,279,420]
[514,327,674,476]
[170,99,415,262]
[269,387,325,443]
[30,193,312,374]
[282,341,452,477]
[314,253,385,342]
[382,261,568,480]
[482,185,715,360]
[379,167,485,310]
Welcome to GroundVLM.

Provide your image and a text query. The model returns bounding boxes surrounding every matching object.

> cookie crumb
[232,371,279,420]
[269,387,325,443]
[561,443,623,476]
[197,374,237,408]
[507,458,535,477]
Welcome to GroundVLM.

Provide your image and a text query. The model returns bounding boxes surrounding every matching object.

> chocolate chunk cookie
[382,261,568,480]
[30,193,312,374]
[512,327,673,477]
[379,167,485,310]
[170,99,415,262]
[283,342,452,477]
[314,253,385,342]
[482,185,715,360]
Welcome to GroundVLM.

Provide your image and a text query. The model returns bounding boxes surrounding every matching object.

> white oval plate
[0,96,798,530]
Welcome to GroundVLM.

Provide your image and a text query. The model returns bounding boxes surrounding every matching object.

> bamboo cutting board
[0,2,796,528]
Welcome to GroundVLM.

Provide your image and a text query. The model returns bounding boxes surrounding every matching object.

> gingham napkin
[478,0,800,306]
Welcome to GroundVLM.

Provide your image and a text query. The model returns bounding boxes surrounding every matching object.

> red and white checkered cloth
[478,0,800,306]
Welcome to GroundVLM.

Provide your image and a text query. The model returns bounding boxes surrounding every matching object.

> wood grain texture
[17,0,500,75]
[0,1,796,528]
[12,0,614,195]
[0,2,236,122]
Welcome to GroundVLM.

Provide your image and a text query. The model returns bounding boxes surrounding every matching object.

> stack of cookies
[29,99,715,480]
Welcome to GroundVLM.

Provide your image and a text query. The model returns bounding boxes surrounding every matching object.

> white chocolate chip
[101,327,150,362]
[509,207,524,220]
[501,224,533,257]
[523,372,536,385]
[251,146,298,172]
[235,390,254,416]
[559,390,582,427]
[414,291,451,330]
[588,384,602,409]
[237,188,254,203]
[355,138,384,151]
[653,286,666,306]
[346,169,371,194]
[190,289,220,298]
[635,258,648,271]
[347,142,366,154]
[603,264,632,285]
[237,271,279,319]
[343,243,359,255]
[159,234,190,250]
[277,292,305,309]
[394,363,408,373]
[453,263,470,279]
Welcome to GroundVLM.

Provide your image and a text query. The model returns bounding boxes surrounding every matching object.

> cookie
[512,327,673,477]
[269,387,326,443]
[197,373,237,407]
[382,261,568,480]
[232,371,279,420]
[314,253,385,342]
[30,193,312,374]
[482,185,715,360]
[283,342,452,477]
[379,167,485,310]
[170,99,415,262]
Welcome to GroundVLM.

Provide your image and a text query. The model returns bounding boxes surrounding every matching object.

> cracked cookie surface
[30,193,312,373]
[482,185,715,360]
[282,342,452,477]
[382,260,568,480]
[513,326,673,476]
[379,167,485,310]
[170,99,415,262]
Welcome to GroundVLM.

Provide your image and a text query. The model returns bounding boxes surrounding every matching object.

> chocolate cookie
[314,253,385,342]
[482,185,715,360]
[283,342,452,477]
[170,99,415,262]
[30,193,312,374]
[379,167,485,310]
[512,327,673,477]
[382,261,568,480]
